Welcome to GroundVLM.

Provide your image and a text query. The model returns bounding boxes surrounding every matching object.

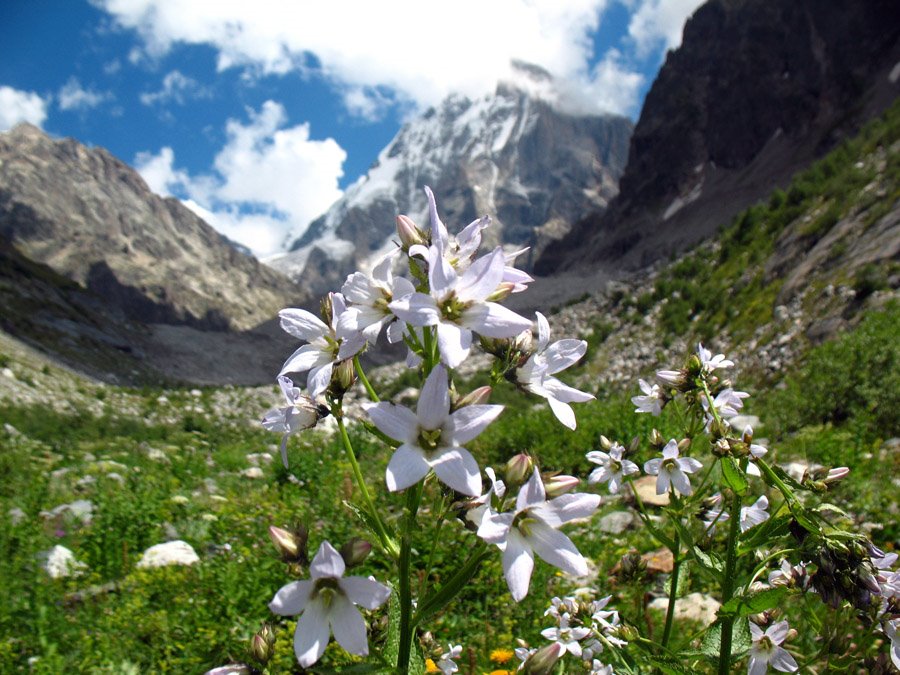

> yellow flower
[425,658,440,673]
[489,648,515,664]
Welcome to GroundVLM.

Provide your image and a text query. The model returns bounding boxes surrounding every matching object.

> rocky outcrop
[268,65,632,297]
[536,0,900,277]
[0,124,306,331]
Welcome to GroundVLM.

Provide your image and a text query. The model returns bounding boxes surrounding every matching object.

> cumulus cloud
[134,101,345,257]
[58,77,112,111]
[0,86,48,131]
[627,0,706,58]
[94,0,657,115]
[139,70,211,105]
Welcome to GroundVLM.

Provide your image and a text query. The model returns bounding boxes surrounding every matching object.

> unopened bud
[785,628,798,642]
[340,538,372,568]
[250,626,275,663]
[627,435,640,454]
[741,426,754,443]
[686,354,703,377]
[599,435,612,451]
[505,453,534,485]
[480,335,513,359]
[396,215,427,249]
[656,369,687,391]
[329,359,357,397]
[522,642,564,675]
[268,524,307,564]
[677,438,691,453]
[713,438,730,457]
[258,623,276,646]
[617,624,639,642]
[542,473,579,498]
[649,428,665,448]
[454,386,492,409]
[824,467,850,484]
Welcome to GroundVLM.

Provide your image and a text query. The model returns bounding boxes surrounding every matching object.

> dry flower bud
[340,538,373,568]
[677,438,692,453]
[268,524,307,564]
[649,428,665,448]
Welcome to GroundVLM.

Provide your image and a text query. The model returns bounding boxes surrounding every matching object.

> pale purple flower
[261,375,328,467]
[586,443,639,494]
[740,495,770,532]
[703,388,750,427]
[515,312,594,429]
[363,365,502,496]
[437,644,462,675]
[746,434,768,477]
[545,595,579,619]
[477,470,600,601]
[541,613,591,657]
[768,560,811,590]
[885,618,900,669]
[590,595,621,633]
[698,342,734,374]
[632,378,663,415]
[389,244,532,368]
[269,541,390,668]
[279,293,367,397]
[748,620,798,675]
[589,659,614,675]
[643,440,703,496]
[339,253,415,346]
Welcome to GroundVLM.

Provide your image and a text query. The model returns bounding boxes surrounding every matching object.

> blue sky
[0,0,704,256]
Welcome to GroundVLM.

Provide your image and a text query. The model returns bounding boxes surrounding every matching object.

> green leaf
[721,457,749,495]
[691,545,725,577]
[699,618,752,663]
[342,500,398,554]
[719,587,787,618]
[769,464,807,491]
[737,513,791,553]
[384,590,401,668]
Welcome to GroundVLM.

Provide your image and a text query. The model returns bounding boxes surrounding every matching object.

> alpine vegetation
[230,188,899,673]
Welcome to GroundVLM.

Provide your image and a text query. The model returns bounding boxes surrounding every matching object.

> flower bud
[599,435,612,451]
[741,426,754,443]
[713,438,730,457]
[340,537,372,568]
[656,369,688,391]
[649,428,665,449]
[686,354,703,378]
[396,214,427,249]
[627,435,640,454]
[617,624,639,642]
[328,359,357,398]
[268,524,308,564]
[677,438,691,453]
[824,467,850,484]
[522,642,564,675]
[542,473,579,498]
[454,385,492,409]
[504,453,534,486]
[250,625,275,663]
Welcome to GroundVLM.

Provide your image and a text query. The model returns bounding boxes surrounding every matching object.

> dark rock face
[0,123,306,331]
[536,0,900,276]
[269,75,632,297]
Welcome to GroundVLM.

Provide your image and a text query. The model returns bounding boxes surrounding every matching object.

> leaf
[814,503,852,520]
[721,457,749,495]
[769,464,807,491]
[737,513,791,553]
[342,500,398,555]
[691,545,725,577]
[384,590,401,668]
[719,587,787,618]
[699,618,752,663]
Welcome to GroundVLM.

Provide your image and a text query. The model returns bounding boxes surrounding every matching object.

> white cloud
[628,0,705,58]
[139,69,211,105]
[0,86,48,131]
[134,101,346,257]
[58,77,111,111]
[95,0,648,115]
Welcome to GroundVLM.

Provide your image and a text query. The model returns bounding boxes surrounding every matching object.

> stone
[42,545,87,579]
[648,592,721,624]
[641,547,675,574]
[631,475,670,506]
[597,510,636,534]
[241,467,264,479]
[136,540,200,569]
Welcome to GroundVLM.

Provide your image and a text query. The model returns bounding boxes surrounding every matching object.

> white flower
[389,245,532,368]
[703,388,750,428]
[363,365,502,496]
[261,375,327,467]
[515,312,594,429]
[541,613,591,657]
[740,495,770,532]
[748,621,798,675]
[339,253,415,346]
[269,541,390,668]
[477,470,600,601]
[465,466,506,529]
[437,644,462,675]
[884,618,900,670]
[278,293,366,397]
[586,443,639,494]
[589,659,613,675]
[643,440,703,496]
[767,560,811,589]
[632,378,663,415]
[746,434,768,477]
[590,595,621,633]
[545,595,579,620]
[697,343,734,374]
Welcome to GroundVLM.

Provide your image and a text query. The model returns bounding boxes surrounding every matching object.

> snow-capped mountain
[267,65,632,296]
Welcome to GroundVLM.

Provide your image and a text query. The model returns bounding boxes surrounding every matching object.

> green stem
[353,356,379,402]
[335,410,398,559]
[661,530,681,649]
[717,490,743,675]
[417,497,448,598]
[397,484,423,672]
[412,542,491,627]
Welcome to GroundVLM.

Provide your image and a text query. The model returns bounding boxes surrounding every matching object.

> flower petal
[449,404,504,444]
[294,599,331,667]
[328,594,369,656]
[547,396,577,430]
[279,308,328,341]
[455,247,505,303]
[533,493,601,527]
[535,312,550,352]
[417,364,450,429]
[517,470,546,513]
[338,576,391,610]
[269,580,313,616]
[389,293,440,326]
[307,362,334,398]
[309,541,346,579]
[280,344,328,377]
[341,272,378,305]
[769,647,798,673]
[526,520,588,577]
[363,402,418,444]
[503,529,535,602]
[460,301,532,338]
[385,445,431,492]
[430,446,482,496]
[477,510,514,544]
[543,339,587,374]
[436,322,471,368]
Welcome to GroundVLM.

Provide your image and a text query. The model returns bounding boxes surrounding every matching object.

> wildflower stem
[335,409,398,559]
[417,496,449,598]
[353,356,380,402]
[661,506,682,649]
[412,542,491,627]
[717,490,743,675]
[397,482,423,672]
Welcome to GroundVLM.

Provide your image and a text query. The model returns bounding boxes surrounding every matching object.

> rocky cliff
[0,124,306,331]
[268,66,632,297]
[536,0,900,276]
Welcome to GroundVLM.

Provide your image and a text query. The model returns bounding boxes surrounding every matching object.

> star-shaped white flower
[697,342,734,374]
[643,440,703,496]
[477,470,600,601]
[747,620,798,675]
[586,443,639,493]
[632,378,663,415]
[261,375,327,467]
[269,541,390,668]
[279,293,366,398]
[339,253,415,346]
[541,613,591,657]
[437,644,462,675]
[516,312,594,429]
[363,365,502,496]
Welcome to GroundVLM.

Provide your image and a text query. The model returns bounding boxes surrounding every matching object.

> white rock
[648,592,721,624]
[598,511,636,534]
[190,389,203,397]
[136,540,200,569]
[2,367,15,379]
[146,447,168,462]
[43,499,94,524]
[241,467,264,479]
[42,545,87,579]
[245,452,273,466]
